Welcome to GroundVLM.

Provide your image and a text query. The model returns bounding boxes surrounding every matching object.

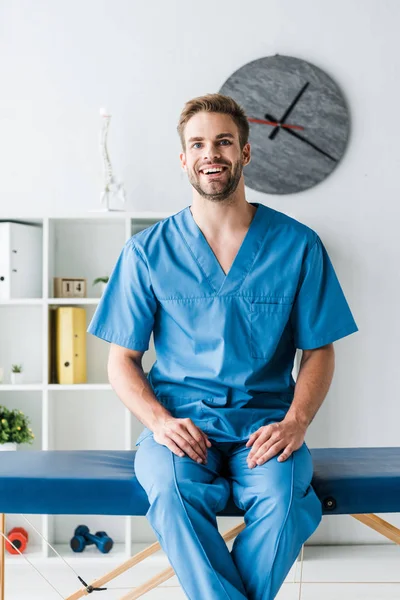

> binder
[48,307,57,384]
[0,221,42,299]
[55,307,87,384]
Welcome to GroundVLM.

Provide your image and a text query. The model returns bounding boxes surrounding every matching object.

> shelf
[0,299,43,306]
[0,212,170,220]
[5,543,128,563]
[48,219,126,299]
[0,304,43,384]
[0,392,42,449]
[0,384,44,391]
[47,212,169,221]
[0,298,103,306]
[0,213,163,553]
[47,542,127,562]
[48,298,101,305]
[48,384,112,390]
[4,545,44,563]
[0,298,102,305]
[0,384,112,391]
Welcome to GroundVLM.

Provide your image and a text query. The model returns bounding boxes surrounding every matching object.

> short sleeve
[290,236,358,350]
[87,240,157,351]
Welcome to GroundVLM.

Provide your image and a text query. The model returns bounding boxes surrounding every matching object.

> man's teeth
[202,168,224,174]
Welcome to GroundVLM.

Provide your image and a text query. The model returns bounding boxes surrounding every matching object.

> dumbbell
[70,525,113,554]
[6,527,29,555]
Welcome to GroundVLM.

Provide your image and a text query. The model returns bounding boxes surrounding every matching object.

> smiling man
[185,114,244,203]
[88,93,358,599]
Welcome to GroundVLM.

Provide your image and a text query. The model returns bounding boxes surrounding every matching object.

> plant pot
[0,443,17,451]
[100,282,108,295]
[11,372,24,384]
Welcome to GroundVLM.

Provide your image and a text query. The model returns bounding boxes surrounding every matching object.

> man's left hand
[246,417,307,467]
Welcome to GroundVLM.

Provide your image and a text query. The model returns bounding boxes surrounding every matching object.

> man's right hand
[153,417,212,463]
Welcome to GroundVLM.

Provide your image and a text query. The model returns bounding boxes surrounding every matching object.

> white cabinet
[0,211,170,562]
[0,221,42,299]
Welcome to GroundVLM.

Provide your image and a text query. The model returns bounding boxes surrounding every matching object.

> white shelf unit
[0,212,171,563]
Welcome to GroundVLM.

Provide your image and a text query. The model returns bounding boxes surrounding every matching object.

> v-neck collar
[175,202,274,295]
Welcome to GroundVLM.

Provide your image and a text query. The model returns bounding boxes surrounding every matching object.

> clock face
[219,55,350,194]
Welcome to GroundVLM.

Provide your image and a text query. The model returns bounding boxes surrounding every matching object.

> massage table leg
[351,513,400,544]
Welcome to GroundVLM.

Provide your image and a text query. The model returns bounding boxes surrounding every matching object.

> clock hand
[265,113,283,141]
[284,127,337,162]
[265,112,337,161]
[268,81,310,140]
[248,117,304,131]
[265,113,284,140]
[279,82,310,123]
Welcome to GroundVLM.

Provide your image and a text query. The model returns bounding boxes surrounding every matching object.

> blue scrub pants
[135,435,322,600]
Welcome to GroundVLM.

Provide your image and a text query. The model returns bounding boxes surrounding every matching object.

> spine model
[99,108,126,210]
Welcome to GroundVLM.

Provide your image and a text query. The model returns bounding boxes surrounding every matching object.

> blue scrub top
[87,203,358,443]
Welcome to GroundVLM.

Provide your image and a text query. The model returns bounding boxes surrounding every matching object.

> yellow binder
[55,307,87,384]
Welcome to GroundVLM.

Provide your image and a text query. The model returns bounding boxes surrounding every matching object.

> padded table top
[0,447,399,516]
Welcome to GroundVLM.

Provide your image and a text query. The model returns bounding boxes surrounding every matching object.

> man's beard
[188,161,242,203]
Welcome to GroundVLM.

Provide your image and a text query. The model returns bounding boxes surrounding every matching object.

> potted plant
[11,364,24,384]
[0,406,35,451]
[93,276,109,296]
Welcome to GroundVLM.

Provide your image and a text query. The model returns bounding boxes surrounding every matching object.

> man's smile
[198,165,229,180]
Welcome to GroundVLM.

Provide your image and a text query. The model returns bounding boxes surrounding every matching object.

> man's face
[180,112,250,202]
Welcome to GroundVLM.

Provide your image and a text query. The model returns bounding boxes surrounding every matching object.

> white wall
[1,0,399,544]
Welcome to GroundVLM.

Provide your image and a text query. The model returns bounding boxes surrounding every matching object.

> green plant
[0,406,34,445]
[11,364,23,373]
[92,276,109,286]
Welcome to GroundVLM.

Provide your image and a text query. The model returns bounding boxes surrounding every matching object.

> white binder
[0,221,42,299]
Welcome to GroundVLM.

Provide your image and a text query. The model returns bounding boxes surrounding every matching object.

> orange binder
[55,307,87,384]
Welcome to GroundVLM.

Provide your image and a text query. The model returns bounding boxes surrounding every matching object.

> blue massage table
[1,447,400,599]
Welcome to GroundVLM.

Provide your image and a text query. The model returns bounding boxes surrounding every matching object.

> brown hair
[177,93,249,152]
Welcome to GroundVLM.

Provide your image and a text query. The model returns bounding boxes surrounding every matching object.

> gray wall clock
[219,54,350,194]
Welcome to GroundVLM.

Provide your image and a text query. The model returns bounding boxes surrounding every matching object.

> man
[87,93,358,599]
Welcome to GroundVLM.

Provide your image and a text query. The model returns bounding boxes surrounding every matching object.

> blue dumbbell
[70,525,113,554]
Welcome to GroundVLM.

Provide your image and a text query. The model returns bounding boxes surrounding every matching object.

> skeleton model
[99,107,126,211]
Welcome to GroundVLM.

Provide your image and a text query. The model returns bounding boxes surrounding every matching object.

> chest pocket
[250,300,293,360]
